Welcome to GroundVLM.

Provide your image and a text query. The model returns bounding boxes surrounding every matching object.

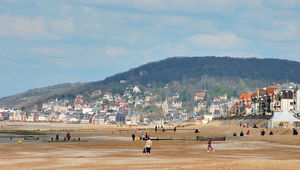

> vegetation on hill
[1,56,300,108]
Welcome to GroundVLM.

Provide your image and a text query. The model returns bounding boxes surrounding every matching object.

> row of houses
[229,83,300,117]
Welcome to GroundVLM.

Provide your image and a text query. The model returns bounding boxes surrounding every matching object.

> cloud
[258,20,300,41]
[61,4,71,14]
[105,46,126,57]
[51,18,74,34]
[25,46,66,57]
[0,14,74,40]
[81,5,99,18]
[81,0,263,14]
[185,33,248,50]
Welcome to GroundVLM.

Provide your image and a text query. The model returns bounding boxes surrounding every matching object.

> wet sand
[0,122,299,169]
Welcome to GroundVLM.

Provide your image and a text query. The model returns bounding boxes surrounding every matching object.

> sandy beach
[0,122,299,169]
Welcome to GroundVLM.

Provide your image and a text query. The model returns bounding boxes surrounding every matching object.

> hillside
[1,56,300,108]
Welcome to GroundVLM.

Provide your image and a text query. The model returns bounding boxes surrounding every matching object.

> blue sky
[0,0,300,98]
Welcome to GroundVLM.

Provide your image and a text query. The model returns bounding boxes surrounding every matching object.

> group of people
[233,129,274,136]
[233,130,250,136]
[132,133,150,141]
[51,132,74,142]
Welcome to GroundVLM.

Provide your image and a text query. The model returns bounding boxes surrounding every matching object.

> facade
[194,92,205,101]
[296,88,300,112]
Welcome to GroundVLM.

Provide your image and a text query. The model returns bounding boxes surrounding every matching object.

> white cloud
[51,18,74,34]
[0,14,74,40]
[185,33,248,50]
[0,14,56,40]
[25,47,66,57]
[61,4,71,14]
[258,20,300,41]
[105,46,126,57]
[267,0,300,9]
[81,6,99,18]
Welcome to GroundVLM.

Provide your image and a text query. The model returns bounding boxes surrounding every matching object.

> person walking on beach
[207,137,215,152]
[144,138,152,158]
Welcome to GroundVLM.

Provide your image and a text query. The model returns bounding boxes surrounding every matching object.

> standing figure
[261,129,265,136]
[293,128,298,135]
[66,132,71,141]
[155,126,158,132]
[246,130,250,135]
[56,133,59,141]
[174,127,176,132]
[144,138,152,158]
[132,134,135,141]
[207,137,215,152]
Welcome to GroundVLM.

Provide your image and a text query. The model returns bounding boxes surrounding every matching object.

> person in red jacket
[207,138,215,152]
[66,132,71,141]
[246,130,250,135]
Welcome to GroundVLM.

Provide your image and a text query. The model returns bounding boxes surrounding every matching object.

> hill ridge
[1,56,300,108]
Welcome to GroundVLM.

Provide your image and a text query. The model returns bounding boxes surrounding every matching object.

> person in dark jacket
[261,129,265,136]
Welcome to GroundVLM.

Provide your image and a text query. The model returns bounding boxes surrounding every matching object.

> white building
[296,88,300,112]
[82,107,94,115]
[281,99,294,112]
[38,114,47,121]
[202,114,213,124]
[132,85,141,93]
[58,113,66,122]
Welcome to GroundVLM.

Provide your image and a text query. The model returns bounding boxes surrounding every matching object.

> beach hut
[271,110,300,128]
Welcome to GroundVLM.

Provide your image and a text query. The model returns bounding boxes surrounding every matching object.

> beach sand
[0,122,299,169]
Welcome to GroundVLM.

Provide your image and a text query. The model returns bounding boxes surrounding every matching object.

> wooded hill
[1,56,300,108]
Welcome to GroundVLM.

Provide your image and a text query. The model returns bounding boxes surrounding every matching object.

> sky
[0,0,300,98]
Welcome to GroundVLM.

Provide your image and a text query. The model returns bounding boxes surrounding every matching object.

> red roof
[238,94,252,104]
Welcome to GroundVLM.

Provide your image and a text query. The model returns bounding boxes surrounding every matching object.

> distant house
[237,94,252,115]
[74,95,84,108]
[69,117,79,122]
[58,113,66,122]
[132,85,141,93]
[194,92,205,101]
[202,114,213,124]
[123,90,132,98]
[125,112,140,126]
[214,94,227,102]
[107,113,116,123]
[114,94,121,102]
[119,99,127,108]
[80,114,91,124]
[48,112,59,122]
[103,92,113,101]
[37,114,47,121]
[26,113,35,122]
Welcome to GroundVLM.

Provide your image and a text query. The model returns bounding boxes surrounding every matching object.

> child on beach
[207,138,215,152]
